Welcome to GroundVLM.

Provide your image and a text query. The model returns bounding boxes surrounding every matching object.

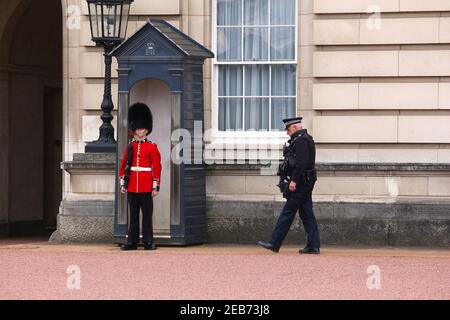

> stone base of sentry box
[206,197,450,247]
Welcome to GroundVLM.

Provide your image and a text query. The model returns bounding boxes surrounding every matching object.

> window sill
[205,131,288,148]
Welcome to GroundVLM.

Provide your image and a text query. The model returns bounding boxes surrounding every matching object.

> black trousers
[271,184,320,249]
[127,192,153,244]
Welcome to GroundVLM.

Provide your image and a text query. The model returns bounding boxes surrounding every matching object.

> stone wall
[206,164,450,246]
[311,0,450,161]
[207,197,450,247]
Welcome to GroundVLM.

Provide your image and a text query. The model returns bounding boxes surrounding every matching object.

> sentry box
[111,20,214,245]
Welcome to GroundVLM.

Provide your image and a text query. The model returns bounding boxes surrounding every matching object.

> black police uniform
[259,117,321,254]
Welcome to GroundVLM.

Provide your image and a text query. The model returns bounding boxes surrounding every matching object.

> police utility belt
[130,166,152,172]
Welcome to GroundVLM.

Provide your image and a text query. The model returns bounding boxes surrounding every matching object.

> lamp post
[85,0,133,153]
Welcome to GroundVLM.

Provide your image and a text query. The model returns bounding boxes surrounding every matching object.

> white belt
[130,166,152,172]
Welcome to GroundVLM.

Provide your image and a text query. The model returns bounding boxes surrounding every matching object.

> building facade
[1,0,450,246]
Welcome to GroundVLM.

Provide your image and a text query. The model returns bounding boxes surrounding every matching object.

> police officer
[258,117,321,254]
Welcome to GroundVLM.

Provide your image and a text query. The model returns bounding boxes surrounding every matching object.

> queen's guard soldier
[258,117,321,254]
[119,102,162,251]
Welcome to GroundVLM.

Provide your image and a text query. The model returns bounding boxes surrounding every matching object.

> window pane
[244,65,269,96]
[271,0,295,25]
[102,4,120,37]
[271,98,296,130]
[245,98,269,130]
[119,4,131,39]
[219,98,243,131]
[217,0,241,26]
[270,27,295,60]
[244,0,268,25]
[89,3,99,38]
[94,4,102,38]
[271,65,296,96]
[217,27,241,61]
[219,65,243,96]
[244,27,268,61]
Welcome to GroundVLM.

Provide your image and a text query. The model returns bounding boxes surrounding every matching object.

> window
[214,0,297,133]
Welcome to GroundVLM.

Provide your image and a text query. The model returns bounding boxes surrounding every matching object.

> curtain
[217,0,296,131]
[244,27,268,61]
[219,65,243,131]
[271,27,295,60]
[245,65,269,96]
[217,0,241,26]
[271,98,295,130]
[270,0,295,60]
[244,65,269,130]
[271,65,296,130]
[244,0,268,25]
[245,98,269,130]
[243,0,268,61]
[218,27,241,61]
[219,65,242,96]
[271,65,296,96]
[219,98,243,131]
[217,0,241,61]
[271,0,295,25]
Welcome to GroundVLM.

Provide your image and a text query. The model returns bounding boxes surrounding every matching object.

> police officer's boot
[299,247,320,254]
[257,241,280,253]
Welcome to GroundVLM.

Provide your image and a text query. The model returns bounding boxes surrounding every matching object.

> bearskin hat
[128,102,153,134]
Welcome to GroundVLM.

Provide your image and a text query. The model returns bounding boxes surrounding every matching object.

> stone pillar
[50,152,115,242]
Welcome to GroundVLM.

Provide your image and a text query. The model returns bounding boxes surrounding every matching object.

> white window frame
[211,0,298,141]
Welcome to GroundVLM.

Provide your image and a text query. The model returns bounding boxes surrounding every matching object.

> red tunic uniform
[119,138,162,193]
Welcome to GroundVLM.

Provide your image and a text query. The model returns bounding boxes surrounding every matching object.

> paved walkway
[0,238,449,300]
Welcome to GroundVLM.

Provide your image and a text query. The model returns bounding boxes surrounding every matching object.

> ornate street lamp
[85,0,133,153]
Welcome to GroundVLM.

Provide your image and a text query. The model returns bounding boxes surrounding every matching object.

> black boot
[257,241,279,253]
[120,243,138,251]
[143,242,157,250]
[299,247,320,254]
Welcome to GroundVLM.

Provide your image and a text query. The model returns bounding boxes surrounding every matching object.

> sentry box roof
[110,19,214,59]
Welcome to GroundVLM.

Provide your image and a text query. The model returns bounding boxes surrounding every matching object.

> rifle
[122,142,133,189]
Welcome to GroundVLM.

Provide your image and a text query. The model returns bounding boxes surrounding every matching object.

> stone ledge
[316,163,450,172]
[206,163,450,172]
[72,152,115,162]
[208,194,450,204]
[61,152,116,172]
[60,157,450,173]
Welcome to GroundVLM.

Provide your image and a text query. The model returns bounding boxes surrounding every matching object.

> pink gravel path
[0,239,449,300]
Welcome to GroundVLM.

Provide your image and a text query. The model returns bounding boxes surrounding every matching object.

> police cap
[282,117,303,130]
